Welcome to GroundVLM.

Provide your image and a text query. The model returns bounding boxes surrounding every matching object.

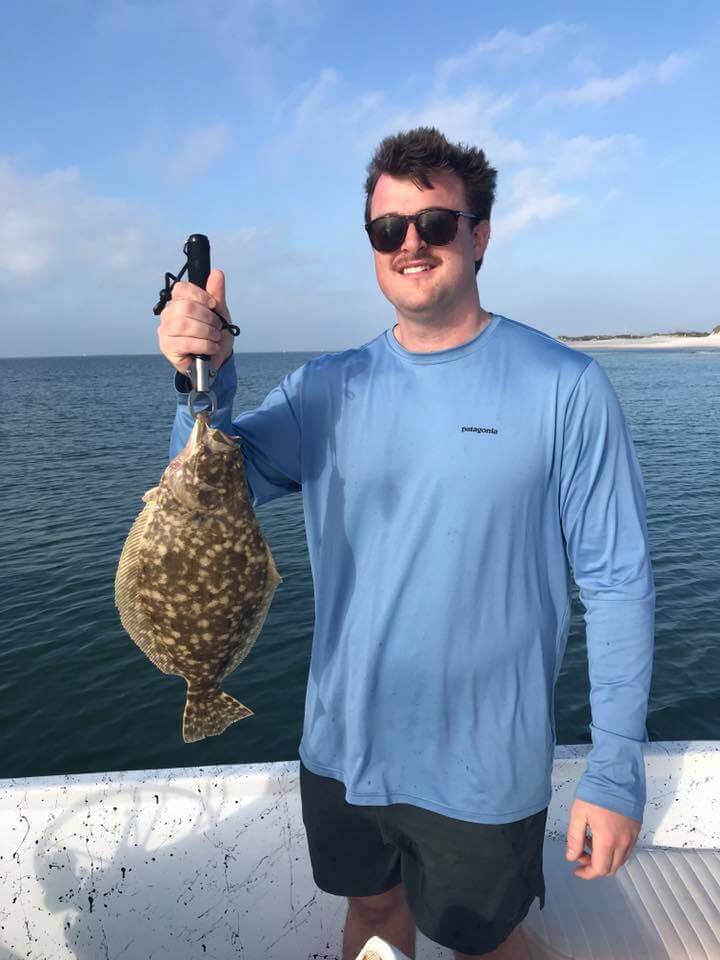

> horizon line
[0,349,335,361]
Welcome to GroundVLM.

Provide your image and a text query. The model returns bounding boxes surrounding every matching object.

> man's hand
[565,798,641,879]
[157,268,235,376]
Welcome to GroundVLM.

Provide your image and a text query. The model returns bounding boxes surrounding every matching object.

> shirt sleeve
[170,356,303,508]
[559,359,655,822]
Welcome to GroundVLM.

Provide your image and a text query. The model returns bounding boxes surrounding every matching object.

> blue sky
[1,0,719,355]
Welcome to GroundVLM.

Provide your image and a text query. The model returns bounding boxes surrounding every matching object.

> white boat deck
[1,741,718,959]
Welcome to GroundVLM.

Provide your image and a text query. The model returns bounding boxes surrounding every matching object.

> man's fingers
[591,840,614,876]
[163,316,222,342]
[171,280,217,310]
[182,300,222,327]
[573,839,633,879]
[166,337,222,357]
[566,816,588,861]
[157,269,234,375]
[608,845,631,875]
[574,840,615,880]
[160,301,222,334]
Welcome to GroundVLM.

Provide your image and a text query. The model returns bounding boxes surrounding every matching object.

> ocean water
[1,346,719,780]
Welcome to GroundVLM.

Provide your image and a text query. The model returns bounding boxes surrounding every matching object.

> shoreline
[558,333,720,351]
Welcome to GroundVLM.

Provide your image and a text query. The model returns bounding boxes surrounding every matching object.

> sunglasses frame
[365,207,483,253]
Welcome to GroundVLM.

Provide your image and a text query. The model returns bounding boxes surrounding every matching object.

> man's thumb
[206,268,226,307]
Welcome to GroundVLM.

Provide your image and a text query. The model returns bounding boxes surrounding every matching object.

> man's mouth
[399,264,436,276]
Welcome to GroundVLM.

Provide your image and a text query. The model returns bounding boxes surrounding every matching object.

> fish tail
[182,687,253,743]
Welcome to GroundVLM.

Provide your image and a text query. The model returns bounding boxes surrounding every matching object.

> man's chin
[393,295,444,324]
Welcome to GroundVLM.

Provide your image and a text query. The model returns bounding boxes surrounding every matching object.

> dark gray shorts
[299,761,547,956]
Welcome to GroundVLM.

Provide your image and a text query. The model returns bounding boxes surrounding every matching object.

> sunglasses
[365,207,482,253]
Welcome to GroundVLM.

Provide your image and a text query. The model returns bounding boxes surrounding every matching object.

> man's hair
[364,126,497,273]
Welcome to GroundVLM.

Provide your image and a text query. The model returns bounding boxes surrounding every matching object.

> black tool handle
[185,234,212,391]
[186,233,211,291]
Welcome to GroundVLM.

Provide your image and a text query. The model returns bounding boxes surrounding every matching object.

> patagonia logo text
[461,426,498,435]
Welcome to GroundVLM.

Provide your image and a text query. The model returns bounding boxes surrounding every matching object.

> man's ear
[473,219,491,259]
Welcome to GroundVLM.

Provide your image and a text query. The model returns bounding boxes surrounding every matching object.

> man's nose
[401,221,428,254]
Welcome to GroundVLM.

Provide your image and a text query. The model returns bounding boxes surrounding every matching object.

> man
[158,127,655,960]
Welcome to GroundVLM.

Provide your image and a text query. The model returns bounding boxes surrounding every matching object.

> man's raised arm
[159,268,303,507]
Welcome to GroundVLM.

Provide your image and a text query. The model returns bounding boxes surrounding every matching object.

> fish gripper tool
[153,233,239,420]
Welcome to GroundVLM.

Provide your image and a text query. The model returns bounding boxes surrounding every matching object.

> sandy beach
[559,332,720,350]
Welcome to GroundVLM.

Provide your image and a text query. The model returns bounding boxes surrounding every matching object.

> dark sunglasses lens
[417,210,458,245]
[368,217,406,252]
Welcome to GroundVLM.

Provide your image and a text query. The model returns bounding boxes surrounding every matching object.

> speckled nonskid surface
[1,742,718,959]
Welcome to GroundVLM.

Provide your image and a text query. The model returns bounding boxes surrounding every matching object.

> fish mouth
[189,415,237,453]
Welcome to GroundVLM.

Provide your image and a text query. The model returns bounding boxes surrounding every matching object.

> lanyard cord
[152,261,240,337]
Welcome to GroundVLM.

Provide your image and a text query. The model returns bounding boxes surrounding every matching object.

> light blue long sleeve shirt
[171,314,655,824]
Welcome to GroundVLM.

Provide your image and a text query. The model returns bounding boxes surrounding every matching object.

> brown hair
[364,126,497,273]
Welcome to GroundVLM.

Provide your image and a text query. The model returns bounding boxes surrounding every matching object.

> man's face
[368,170,490,324]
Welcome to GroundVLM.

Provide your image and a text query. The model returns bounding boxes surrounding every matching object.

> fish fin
[219,545,283,680]
[182,688,253,743]
[265,543,283,587]
[142,486,159,503]
[115,504,176,675]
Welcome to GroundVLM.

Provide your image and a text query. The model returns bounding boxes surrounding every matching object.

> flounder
[115,413,281,742]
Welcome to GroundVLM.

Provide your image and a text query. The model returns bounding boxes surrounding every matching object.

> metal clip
[186,359,218,419]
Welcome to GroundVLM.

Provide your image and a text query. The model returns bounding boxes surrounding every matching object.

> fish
[115,412,281,742]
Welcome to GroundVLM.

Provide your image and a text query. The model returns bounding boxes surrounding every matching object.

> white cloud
[293,68,341,127]
[435,22,584,87]
[545,133,641,179]
[0,156,319,291]
[656,51,695,83]
[0,157,342,356]
[5,21,689,355]
[121,119,232,185]
[279,73,526,171]
[167,123,231,183]
[0,158,154,279]
[284,68,384,141]
[384,88,526,164]
[540,50,695,106]
[494,192,579,238]
[490,133,639,239]
[95,0,320,107]
[493,169,579,239]
[274,36,647,248]
[96,0,317,46]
